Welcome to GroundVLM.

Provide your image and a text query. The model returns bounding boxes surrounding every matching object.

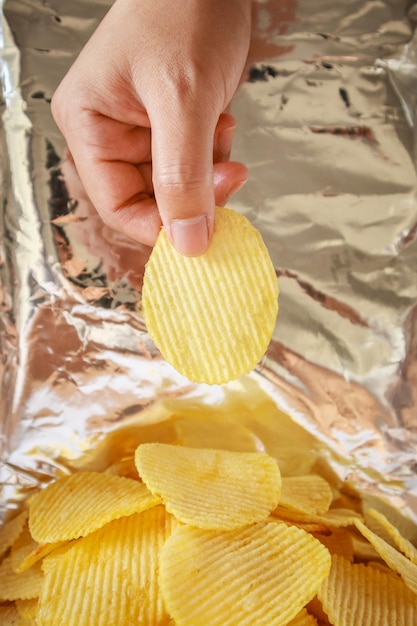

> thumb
[150,103,217,257]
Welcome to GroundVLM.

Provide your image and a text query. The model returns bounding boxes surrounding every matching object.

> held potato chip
[142,206,279,384]
[37,506,175,626]
[135,443,281,529]
[29,471,160,543]
[317,555,417,626]
[159,521,331,626]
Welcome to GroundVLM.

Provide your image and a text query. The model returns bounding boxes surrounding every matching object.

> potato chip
[0,603,21,625]
[135,443,281,529]
[353,519,417,595]
[0,510,28,559]
[15,597,39,623]
[365,508,417,566]
[280,475,333,516]
[159,521,331,626]
[28,471,160,542]
[318,555,417,625]
[314,528,354,562]
[142,206,279,384]
[37,506,175,626]
[272,506,361,531]
[0,556,43,601]
[10,524,64,574]
[287,608,318,625]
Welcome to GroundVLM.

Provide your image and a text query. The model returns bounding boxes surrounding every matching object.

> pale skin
[52,0,252,257]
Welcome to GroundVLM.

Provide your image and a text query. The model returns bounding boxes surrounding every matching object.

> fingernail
[169,215,210,256]
[217,125,236,156]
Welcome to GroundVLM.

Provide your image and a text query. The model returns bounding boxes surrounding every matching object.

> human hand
[51,0,252,256]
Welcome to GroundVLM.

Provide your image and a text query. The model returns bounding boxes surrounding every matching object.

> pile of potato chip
[1,437,417,625]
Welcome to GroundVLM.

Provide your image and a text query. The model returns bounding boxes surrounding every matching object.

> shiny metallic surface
[0,0,416,526]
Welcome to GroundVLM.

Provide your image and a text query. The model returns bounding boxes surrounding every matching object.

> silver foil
[0,0,417,529]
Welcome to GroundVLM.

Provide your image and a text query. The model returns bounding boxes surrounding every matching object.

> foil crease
[0,0,417,525]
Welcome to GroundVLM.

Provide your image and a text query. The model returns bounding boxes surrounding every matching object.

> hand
[51,0,252,256]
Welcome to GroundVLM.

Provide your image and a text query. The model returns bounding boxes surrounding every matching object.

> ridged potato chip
[353,519,417,595]
[160,521,331,626]
[272,506,362,531]
[0,556,43,601]
[15,598,39,622]
[38,506,175,626]
[0,603,21,625]
[135,443,281,529]
[280,475,333,516]
[365,508,417,565]
[314,528,354,562]
[10,524,64,574]
[29,471,160,542]
[142,206,279,384]
[0,510,28,559]
[318,555,417,626]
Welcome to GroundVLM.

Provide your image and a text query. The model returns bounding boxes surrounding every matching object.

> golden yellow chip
[135,443,281,530]
[272,506,362,531]
[365,508,417,566]
[10,524,64,574]
[354,519,417,595]
[15,597,39,622]
[318,555,417,625]
[142,206,279,384]
[280,475,333,516]
[314,528,354,562]
[0,603,21,625]
[159,521,331,626]
[286,608,318,625]
[0,510,28,559]
[29,471,160,543]
[37,506,175,626]
[0,556,43,601]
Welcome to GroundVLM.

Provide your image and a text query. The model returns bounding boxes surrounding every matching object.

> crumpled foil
[0,0,416,528]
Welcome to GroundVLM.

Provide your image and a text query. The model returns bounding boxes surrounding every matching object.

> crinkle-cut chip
[0,604,21,625]
[0,510,28,559]
[317,555,417,626]
[0,556,43,601]
[159,521,331,626]
[15,597,39,622]
[314,529,354,562]
[272,507,362,531]
[280,475,333,516]
[37,506,175,626]
[353,519,417,595]
[10,525,65,574]
[286,608,318,625]
[365,508,417,566]
[142,206,279,385]
[28,471,160,543]
[135,443,281,530]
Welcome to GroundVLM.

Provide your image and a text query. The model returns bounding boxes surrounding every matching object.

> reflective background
[1,0,416,525]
